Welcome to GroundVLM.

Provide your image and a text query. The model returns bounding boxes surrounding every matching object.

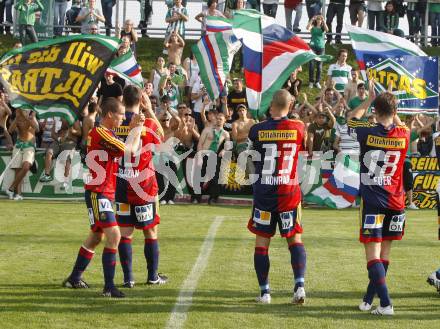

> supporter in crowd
[344,69,363,102]
[101,0,115,36]
[307,106,336,155]
[262,0,279,18]
[0,90,12,148]
[39,119,81,190]
[5,109,39,200]
[150,57,169,98]
[227,78,247,120]
[191,74,208,132]
[164,31,185,66]
[429,0,440,47]
[183,51,200,103]
[197,111,230,204]
[165,0,188,41]
[326,49,352,96]
[326,0,345,45]
[367,0,383,30]
[407,0,426,44]
[15,0,44,45]
[76,0,105,35]
[53,0,68,36]
[246,0,261,11]
[333,98,359,156]
[305,0,322,19]
[160,77,181,109]
[0,0,13,35]
[156,107,181,205]
[98,72,123,104]
[347,82,368,111]
[231,104,255,157]
[66,0,82,34]
[285,0,303,33]
[119,19,138,56]
[284,67,302,97]
[349,0,365,26]
[88,23,99,34]
[195,0,226,36]
[379,1,404,37]
[307,15,328,90]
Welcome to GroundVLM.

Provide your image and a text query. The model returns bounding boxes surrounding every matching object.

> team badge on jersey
[363,214,385,229]
[253,208,271,225]
[389,214,405,232]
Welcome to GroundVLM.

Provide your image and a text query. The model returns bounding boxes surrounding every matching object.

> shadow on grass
[0,285,438,321]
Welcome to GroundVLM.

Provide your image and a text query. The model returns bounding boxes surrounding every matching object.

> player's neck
[376,116,394,129]
[125,105,139,114]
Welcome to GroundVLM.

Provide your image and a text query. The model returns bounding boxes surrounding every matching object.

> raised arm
[347,79,376,120]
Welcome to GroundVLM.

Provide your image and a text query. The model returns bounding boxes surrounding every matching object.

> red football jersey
[248,118,305,212]
[348,119,410,210]
[115,116,162,205]
[84,126,125,200]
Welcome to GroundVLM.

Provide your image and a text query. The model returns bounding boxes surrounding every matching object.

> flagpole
[115,0,120,37]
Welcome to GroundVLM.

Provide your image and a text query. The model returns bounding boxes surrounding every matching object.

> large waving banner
[365,55,439,115]
[0,35,120,124]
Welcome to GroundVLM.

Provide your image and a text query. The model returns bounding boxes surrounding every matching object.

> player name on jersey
[366,135,406,149]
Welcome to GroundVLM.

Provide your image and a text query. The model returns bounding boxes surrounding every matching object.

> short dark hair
[357,82,366,89]
[88,101,98,114]
[161,95,171,103]
[123,85,141,108]
[101,97,123,118]
[373,92,397,117]
[338,49,348,58]
[207,0,217,7]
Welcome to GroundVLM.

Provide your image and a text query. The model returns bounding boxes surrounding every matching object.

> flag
[206,16,232,34]
[346,25,426,79]
[0,35,119,124]
[192,31,241,101]
[232,10,330,118]
[304,155,360,209]
[364,55,438,115]
[108,49,144,88]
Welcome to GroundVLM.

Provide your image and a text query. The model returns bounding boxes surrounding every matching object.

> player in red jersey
[114,86,168,288]
[63,97,144,298]
[247,90,306,304]
[347,80,409,315]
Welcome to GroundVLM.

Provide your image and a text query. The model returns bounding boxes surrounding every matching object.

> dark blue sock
[254,247,270,295]
[102,248,117,290]
[363,259,390,304]
[118,237,133,283]
[367,259,391,307]
[144,239,159,281]
[70,246,94,282]
[436,267,440,280]
[289,243,306,292]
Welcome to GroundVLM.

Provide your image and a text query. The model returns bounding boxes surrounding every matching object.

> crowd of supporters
[1,1,440,45]
[0,0,438,206]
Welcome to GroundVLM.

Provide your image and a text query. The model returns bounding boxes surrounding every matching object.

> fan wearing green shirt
[14,0,44,45]
[326,49,352,96]
[348,82,368,111]
[306,15,328,90]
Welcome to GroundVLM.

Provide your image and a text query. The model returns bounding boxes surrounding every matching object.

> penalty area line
[165,216,224,329]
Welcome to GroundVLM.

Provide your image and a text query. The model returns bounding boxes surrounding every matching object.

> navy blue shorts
[359,199,406,243]
[247,205,303,238]
[115,200,160,230]
[84,190,117,232]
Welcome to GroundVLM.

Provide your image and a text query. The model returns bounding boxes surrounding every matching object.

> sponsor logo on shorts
[135,204,154,222]
[280,211,294,230]
[116,203,130,216]
[253,208,271,225]
[389,214,405,232]
[363,214,385,229]
[98,198,113,212]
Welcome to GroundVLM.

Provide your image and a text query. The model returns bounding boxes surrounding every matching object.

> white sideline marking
[165,216,224,329]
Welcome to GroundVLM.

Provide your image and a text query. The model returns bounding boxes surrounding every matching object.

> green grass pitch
[0,201,439,329]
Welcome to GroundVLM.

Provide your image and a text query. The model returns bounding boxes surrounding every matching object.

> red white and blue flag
[232,10,329,117]
[108,49,143,88]
[206,16,232,34]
